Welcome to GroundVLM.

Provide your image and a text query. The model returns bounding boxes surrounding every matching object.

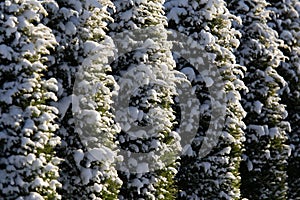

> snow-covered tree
[41,1,82,197]
[266,0,300,198]
[226,0,291,199]
[42,0,122,199]
[165,0,247,199]
[0,0,61,199]
[109,0,182,199]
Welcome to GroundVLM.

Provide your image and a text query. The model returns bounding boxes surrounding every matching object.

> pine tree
[109,0,182,199]
[42,0,122,198]
[266,0,300,198]
[41,1,82,197]
[165,0,247,199]
[0,0,61,199]
[226,0,291,199]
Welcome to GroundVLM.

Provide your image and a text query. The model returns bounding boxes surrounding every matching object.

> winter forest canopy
[0,0,299,199]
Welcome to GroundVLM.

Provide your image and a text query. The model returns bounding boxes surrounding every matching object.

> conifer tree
[0,0,61,199]
[266,0,300,198]
[165,0,247,199]
[226,0,291,199]
[42,0,122,198]
[41,1,82,197]
[109,0,181,199]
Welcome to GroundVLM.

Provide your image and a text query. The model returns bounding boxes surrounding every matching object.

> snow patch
[253,100,263,114]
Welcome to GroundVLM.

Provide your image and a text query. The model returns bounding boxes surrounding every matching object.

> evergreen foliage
[165,0,247,199]
[0,0,61,199]
[109,0,181,199]
[0,0,299,199]
[266,0,300,198]
[226,0,291,199]
[42,0,122,198]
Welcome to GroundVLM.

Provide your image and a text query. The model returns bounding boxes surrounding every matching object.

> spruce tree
[41,1,82,197]
[42,0,122,198]
[266,0,300,198]
[165,0,247,199]
[226,0,291,199]
[0,0,61,199]
[109,0,182,199]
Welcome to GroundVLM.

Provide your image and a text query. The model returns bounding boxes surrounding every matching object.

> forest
[0,0,299,199]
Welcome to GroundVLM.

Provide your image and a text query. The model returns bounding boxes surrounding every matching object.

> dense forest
[0,0,299,199]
